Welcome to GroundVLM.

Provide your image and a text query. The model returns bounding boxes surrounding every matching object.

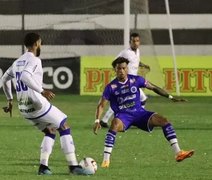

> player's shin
[102,130,117,167]
[59,128,78,166]
[40,134,56,166]
[162,123,181,154]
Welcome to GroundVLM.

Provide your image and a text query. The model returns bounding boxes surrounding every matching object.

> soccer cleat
[38,164,52,175]
[100,120,109,128]
[101,160,110,168]
[175,150,194,162]
[69,165,91,175]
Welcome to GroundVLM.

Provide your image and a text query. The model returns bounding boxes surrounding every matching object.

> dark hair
[112,57,129,68]
[24,32,40,47]
[130,32,140,40]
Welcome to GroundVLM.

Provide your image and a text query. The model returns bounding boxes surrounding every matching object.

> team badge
[130,86,137,93]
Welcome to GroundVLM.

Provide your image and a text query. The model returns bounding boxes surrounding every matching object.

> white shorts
[140,89,147,102]
[26,104,67,131]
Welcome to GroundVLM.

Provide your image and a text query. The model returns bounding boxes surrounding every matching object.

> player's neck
[130,47,137,52]
[117,77,128,84]
[27,49,36,56]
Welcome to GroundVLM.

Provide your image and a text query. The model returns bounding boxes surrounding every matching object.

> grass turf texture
[0,95,212,180]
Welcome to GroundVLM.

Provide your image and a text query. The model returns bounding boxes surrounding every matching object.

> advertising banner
[81,56,212,96]
[0,57,80,94]
[80,56,115,95]
[157,56,212,96]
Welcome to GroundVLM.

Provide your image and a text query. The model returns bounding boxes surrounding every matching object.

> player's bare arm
[2,72,13,117]
[139,62,150,70]
[145,81,187,102]
[93,97,108,135]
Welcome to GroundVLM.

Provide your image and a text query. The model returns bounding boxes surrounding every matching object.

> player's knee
[58,121,70,131]
[150,114,170,127]
[159,116,169,126]
[42,127,57,134]
[110,119,124,132]
[58,128,71,137]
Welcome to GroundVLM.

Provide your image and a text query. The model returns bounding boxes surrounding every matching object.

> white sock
[103,147,113,161]
[170,138,181,154]
[60,135,78,166]
[102,107,114,123]
[40,136,55,166]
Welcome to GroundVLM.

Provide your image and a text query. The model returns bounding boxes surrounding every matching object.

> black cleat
[100,120,109,128]
[38,164,52,175]
[69,165,91,175]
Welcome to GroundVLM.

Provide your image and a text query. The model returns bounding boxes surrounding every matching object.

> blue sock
[162,123,177,141]
[103,130,117,161]
[162,123,180,154]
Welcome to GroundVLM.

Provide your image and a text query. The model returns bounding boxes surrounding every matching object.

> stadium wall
[0,0,212,58]
[0,0,212,96]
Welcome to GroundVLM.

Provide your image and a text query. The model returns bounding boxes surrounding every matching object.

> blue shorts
[114,110,156,132]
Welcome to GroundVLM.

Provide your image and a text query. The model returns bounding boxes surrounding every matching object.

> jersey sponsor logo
[120,84,129,89]
[117,94,136,104]
[118,101,135,110]
[18,99,33,106]
[114,91,119,95]
[130,86,137,93]
[16,60,26,66]
[121,88,129,94]
[19,108,35,113]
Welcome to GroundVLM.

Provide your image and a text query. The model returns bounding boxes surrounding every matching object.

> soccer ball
[79,157,97,175]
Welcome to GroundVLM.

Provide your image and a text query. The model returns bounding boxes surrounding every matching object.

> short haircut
[24,32,40,47]
[130,32,140,40]
[112,57,129,68]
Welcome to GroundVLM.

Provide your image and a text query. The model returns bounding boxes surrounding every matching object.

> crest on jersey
[130,86,137,93]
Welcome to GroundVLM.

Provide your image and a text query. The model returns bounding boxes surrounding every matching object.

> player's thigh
[148,113,169,127]
[29,105,67,131]
[133,111,156,132]
[110,118,125,132]
[114,113,134,131]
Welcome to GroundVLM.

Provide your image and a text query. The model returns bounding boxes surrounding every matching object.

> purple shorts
[114,110,156,132]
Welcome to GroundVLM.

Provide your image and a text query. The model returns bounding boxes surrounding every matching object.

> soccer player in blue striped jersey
[93,57,194,168]
[1,33,90,175]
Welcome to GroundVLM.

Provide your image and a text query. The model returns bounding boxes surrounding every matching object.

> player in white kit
[100,33,150,128]
[1,33,90,175]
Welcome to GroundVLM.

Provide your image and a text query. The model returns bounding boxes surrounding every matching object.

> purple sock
[103,130,117,161]
[162,123,177,141]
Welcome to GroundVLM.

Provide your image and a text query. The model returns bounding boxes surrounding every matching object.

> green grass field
[0,95,212,180]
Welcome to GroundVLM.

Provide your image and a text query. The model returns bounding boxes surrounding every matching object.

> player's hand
[2,99,13,117]
[171,97,188,102]
[41,90,55,101]
[144,65,150,71]
[93,121,101,135]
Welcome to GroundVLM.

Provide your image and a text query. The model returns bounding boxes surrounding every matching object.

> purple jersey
[103,74,147,114]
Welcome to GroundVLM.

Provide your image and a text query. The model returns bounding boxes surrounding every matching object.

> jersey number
[16,72,28,92]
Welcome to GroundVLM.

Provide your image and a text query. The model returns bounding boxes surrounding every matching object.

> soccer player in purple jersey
[93,57,194,168]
